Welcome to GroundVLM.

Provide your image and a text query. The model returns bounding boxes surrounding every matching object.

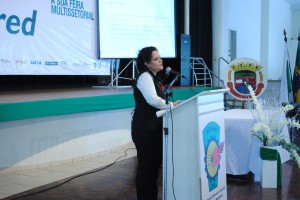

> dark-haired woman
[131,46,180,200]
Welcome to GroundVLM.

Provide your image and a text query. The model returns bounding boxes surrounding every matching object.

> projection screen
[98,0,176,59]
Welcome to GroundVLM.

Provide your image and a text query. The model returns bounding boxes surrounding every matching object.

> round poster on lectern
[223,57,267,100]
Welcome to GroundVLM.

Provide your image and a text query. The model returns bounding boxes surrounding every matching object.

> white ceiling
[284,0,300,10]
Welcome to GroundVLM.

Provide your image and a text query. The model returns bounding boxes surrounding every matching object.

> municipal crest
[224,57,266,100]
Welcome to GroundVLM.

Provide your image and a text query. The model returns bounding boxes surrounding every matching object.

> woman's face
[145,50,163,75]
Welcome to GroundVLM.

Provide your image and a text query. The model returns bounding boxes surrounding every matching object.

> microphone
[165,67,186,78]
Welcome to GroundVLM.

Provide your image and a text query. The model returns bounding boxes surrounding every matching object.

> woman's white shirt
[136,72,166,110]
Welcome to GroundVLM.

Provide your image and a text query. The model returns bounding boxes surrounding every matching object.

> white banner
[0,0,110,75]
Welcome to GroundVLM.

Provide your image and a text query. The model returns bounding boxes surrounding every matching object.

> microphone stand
[163,75,179,200]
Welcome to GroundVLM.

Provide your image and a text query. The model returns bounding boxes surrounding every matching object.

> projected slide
[98,0,176,58]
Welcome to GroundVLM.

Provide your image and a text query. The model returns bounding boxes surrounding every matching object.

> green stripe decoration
[0,87,221,122]
[260,146,282,187]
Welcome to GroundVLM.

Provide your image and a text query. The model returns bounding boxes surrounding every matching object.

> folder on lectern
[157,89,228,200]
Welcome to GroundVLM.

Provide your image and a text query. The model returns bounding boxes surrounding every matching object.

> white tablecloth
[224,109,290,181]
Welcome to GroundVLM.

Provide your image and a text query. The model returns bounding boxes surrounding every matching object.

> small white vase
[260,146,278,188]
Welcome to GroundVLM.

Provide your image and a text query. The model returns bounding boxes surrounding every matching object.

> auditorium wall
[212,0,299,84]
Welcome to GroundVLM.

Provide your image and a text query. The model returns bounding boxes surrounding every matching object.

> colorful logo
[15,58,27,65]
[202,121,224,192]
[1,59,10,64]
[224,57,266,100]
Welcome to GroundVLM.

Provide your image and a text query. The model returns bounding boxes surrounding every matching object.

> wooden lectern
[157,89,228,200]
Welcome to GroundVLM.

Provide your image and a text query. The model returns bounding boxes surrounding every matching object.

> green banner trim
[0,87,220,122]
[260,146,282,187]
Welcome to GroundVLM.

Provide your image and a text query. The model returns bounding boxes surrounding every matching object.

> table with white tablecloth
[224,109,290,181]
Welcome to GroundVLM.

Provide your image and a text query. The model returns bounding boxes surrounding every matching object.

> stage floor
[0,87,133,103]
[2,139,300,200]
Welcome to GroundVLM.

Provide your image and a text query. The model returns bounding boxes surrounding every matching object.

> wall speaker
[179,34,191,86]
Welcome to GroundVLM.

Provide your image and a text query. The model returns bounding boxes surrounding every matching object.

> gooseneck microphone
[165,67,186,78]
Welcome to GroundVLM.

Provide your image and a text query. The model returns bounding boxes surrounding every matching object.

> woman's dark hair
[136,46,157,72]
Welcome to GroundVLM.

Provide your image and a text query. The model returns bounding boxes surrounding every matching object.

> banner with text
[0,0,110,75]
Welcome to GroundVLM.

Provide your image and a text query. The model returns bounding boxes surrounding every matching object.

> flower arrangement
[247,84,300,168]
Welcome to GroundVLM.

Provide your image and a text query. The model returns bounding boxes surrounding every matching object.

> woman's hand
[173,100,180,106]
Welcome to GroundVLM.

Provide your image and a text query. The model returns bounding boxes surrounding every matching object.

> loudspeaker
[179,34,191,86]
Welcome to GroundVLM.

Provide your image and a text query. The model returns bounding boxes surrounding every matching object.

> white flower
[246,84,300,168]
